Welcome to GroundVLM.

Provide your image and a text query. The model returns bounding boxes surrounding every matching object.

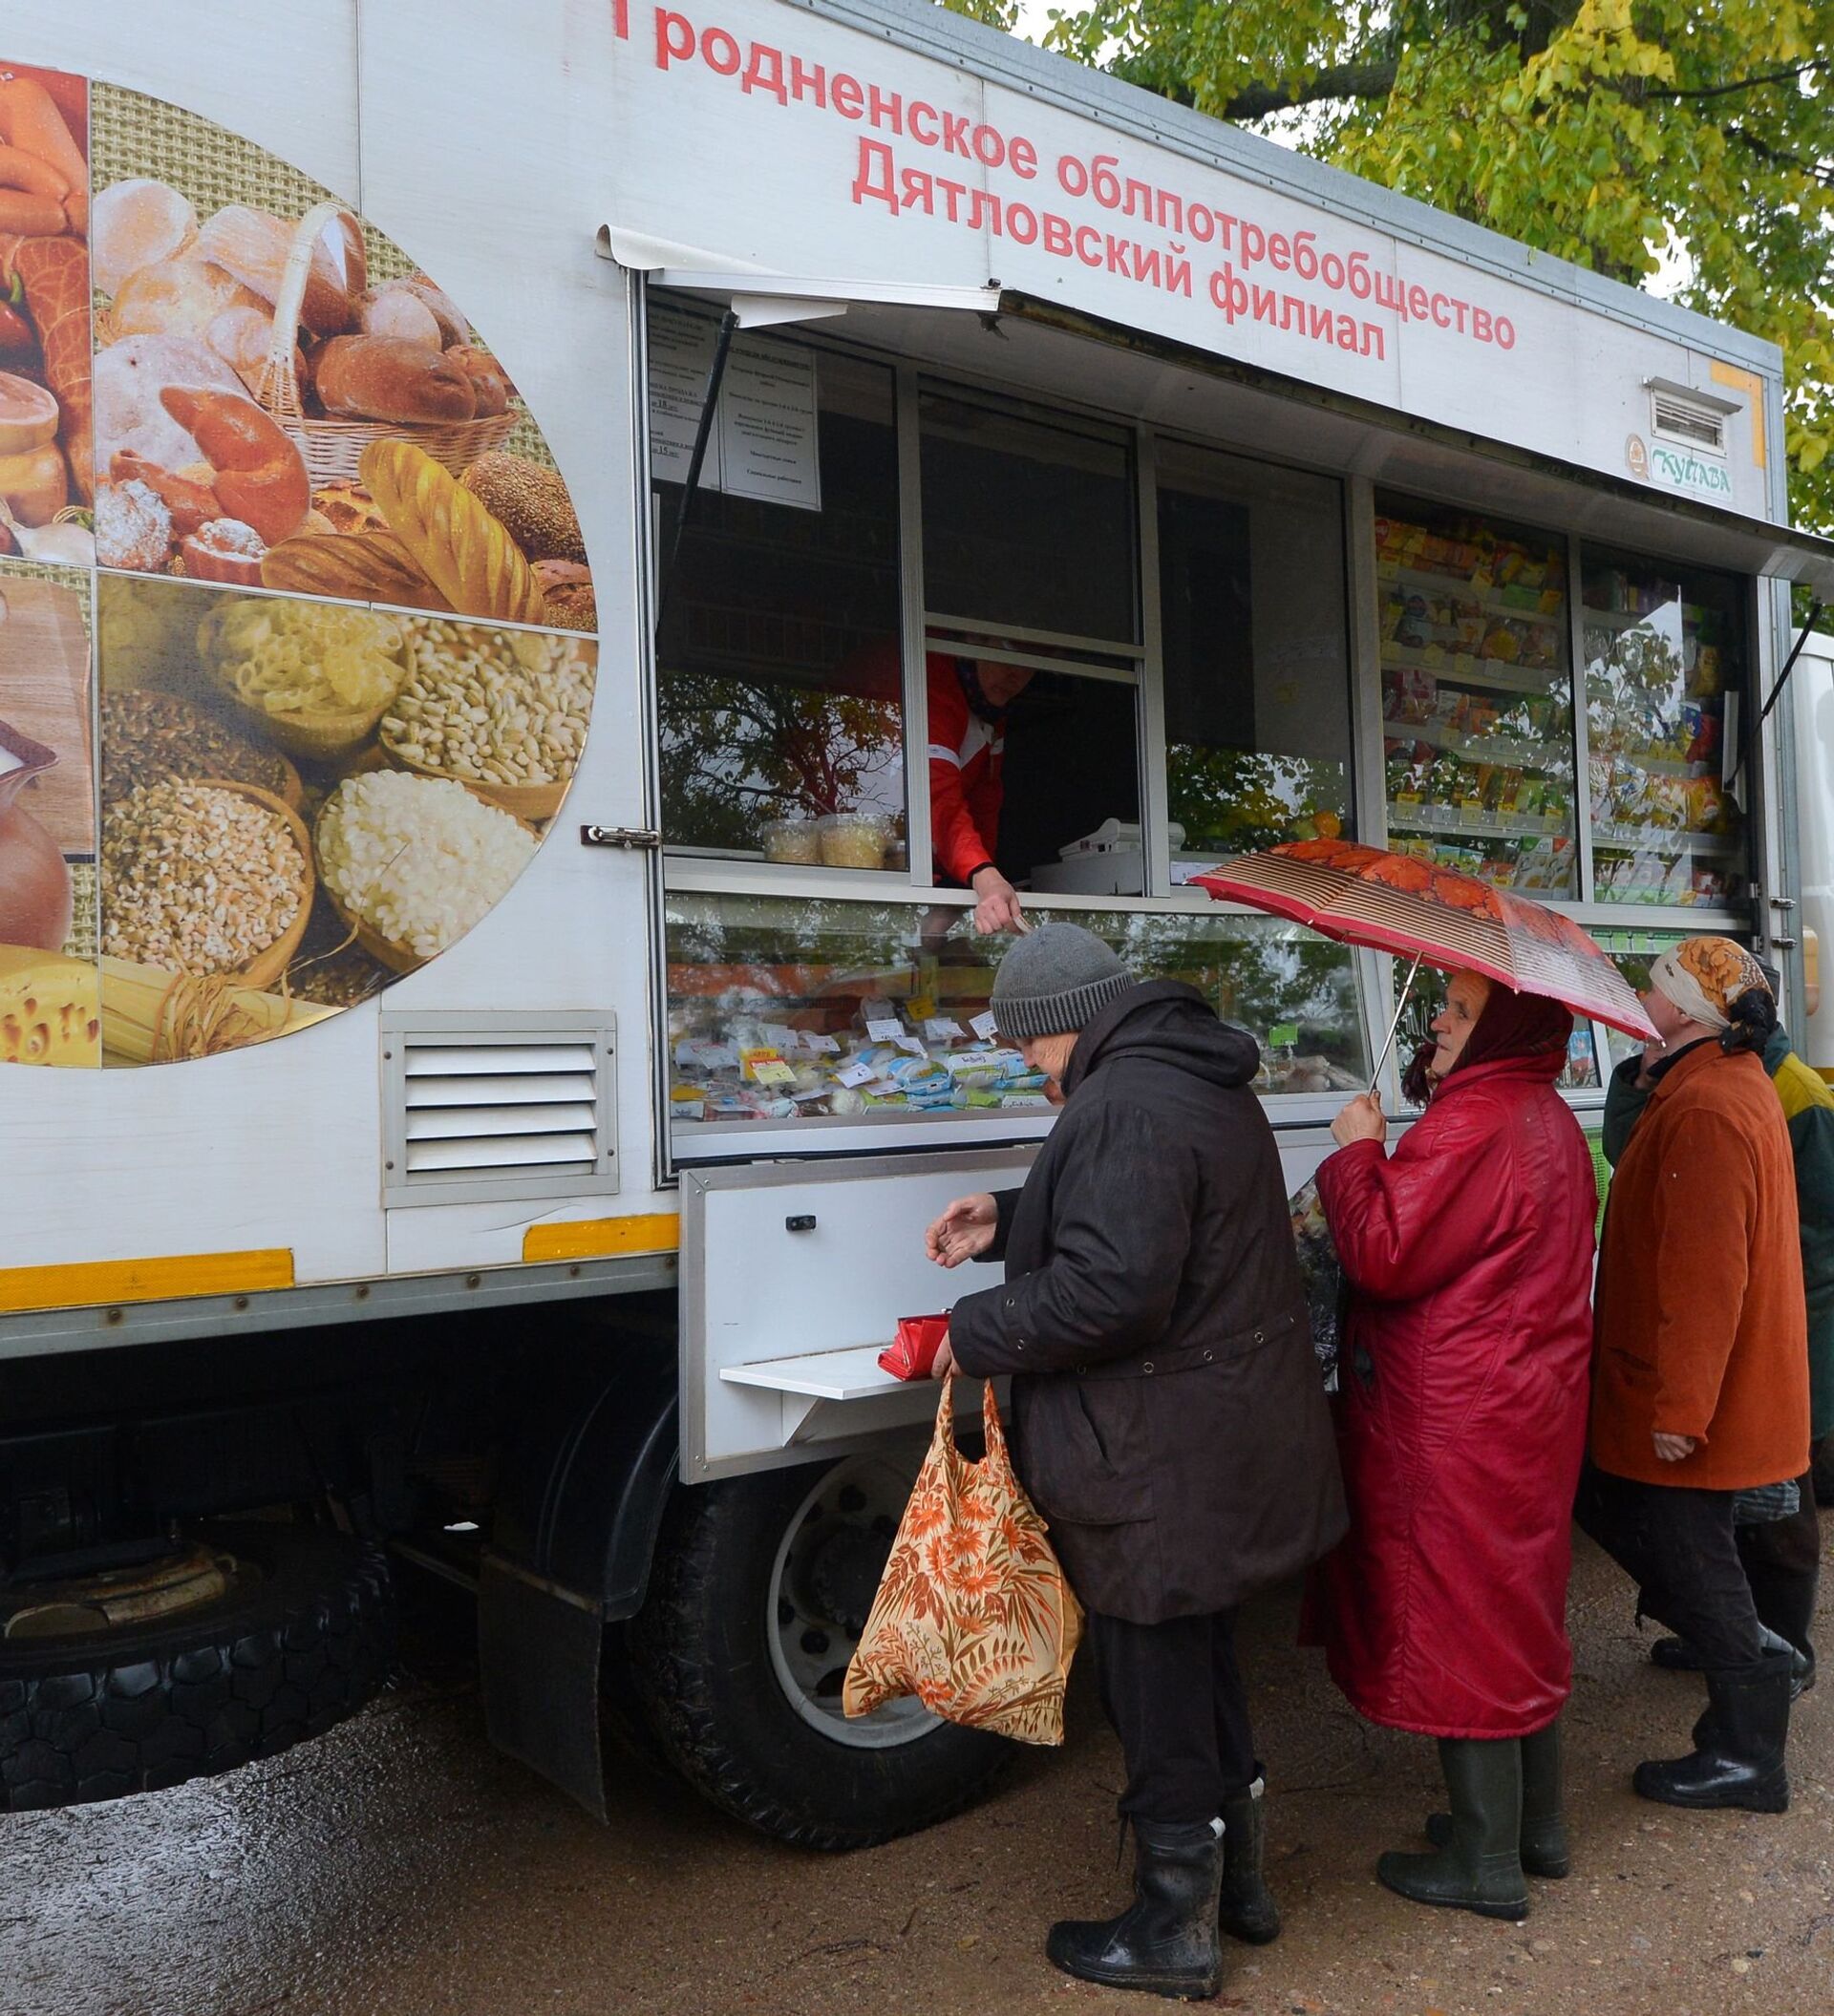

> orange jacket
[1591,1040,1810,1490]
[927,654,1006,886]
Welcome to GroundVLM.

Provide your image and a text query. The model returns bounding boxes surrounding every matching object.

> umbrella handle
[1366,952,1422,1100]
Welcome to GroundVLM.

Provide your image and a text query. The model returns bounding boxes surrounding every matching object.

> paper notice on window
[647,302,725,487]
[718,342,821,511]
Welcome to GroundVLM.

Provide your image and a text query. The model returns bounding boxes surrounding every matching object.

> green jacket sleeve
[1786,1103,1834,1441]
[1601,1053,1652,1168]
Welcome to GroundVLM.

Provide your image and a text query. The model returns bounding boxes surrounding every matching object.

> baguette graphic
[359,437,544,623]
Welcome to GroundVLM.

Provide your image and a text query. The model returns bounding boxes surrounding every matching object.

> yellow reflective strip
[0,1249,295,1314]
[522,1214,681,1263]
[1710,361,1766,470]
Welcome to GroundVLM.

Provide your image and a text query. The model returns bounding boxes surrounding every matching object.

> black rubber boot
[1217,1776,1280,1945]
[1426,1719,1567,1878]
[1047,1818,1225,2001]
[1744,1556,1819,1694]
[1379,1739,1528,1922]
[1653,1625,1813,1695]
[1634,1650,1793,1813]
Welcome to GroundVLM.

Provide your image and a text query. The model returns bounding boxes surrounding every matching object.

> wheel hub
[806,1524,893,1640]
[1,1547,239,1640]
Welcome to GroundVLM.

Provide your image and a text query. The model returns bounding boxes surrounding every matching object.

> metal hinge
[579,825,663,849]
[1772,935,1801,950]
[1771,895,1798,910]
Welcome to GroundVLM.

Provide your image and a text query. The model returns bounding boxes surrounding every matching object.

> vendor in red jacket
[927,652,1033,934]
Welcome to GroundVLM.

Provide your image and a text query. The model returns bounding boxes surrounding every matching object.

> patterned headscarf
[1650,937,1772,1032]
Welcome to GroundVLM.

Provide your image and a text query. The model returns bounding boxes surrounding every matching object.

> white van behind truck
[2,0,1831,1843]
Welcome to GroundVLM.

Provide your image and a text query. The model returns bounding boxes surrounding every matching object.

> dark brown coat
[948,983,1347,1623]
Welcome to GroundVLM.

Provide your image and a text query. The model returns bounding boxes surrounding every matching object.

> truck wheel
[0,1523,395,1812]
[629,1453,1011,1849]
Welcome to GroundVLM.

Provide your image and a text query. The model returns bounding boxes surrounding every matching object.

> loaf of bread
[314,335,478,424]
[459,451,585,562]
[110,257,264,343]
[443,345,509,417]
[196,204,360,336]
[360,437,544,623]
[261,526,450,608]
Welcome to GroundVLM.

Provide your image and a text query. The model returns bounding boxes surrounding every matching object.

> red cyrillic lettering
[968,189,1004,234]
[832,73,864,118]
[972,124,1005,169]
[656,8,694,68]
[1104,234,1133,279]
[867,85,903,133]
[1496,316,1516,350]
[1056,154,1088,197]
[936,176,970,223]
[1211,210,1235,251]
[1240,221,1266,266]
[1091,155,1121,208]
[1007,202,1038,244]
[1430,291,1452,329]
[1320,252,1345,290]
[1122,179,1153,218]
[1009,137,1038,180]
[1280,292,1306,329]
[1374,272,1405,315]
[1187,205,1215,244]
[1268,231,1290,273]
[908,100,940,145]
[1347,251,1372,299]
[612,0,630,39]
[1250,284,1278,323]
[900,169,935,213]
[1208,264,1248,322]
[1407,283,1430,322]
[700,27,739,74]
[1292,231,1318,282]
[1043,213,1074,257]
[1471,307,1493,344]
[1310,305,1333,341]
[1452,297,1470,334]
[1156,190,1184,232]
[1162,257,1191,297]
[1335,312,1358,348]
[851,138,899,212]
[1135,246,1160,286]
[942,112,972,156]
[741,43,786,102]
[1075,224,1102,266]
[789,57,825,106]
[1359,321,1385,359]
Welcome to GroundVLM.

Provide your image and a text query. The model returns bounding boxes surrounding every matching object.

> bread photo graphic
[459,452,585,562]
[314,335,478,425]
[196,203,363,335]
[360,437,544,623]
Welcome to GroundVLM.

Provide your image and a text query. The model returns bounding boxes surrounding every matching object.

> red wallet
[879,1313,950,1381]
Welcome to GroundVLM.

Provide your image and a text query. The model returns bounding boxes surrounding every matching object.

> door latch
[579,825,662,849]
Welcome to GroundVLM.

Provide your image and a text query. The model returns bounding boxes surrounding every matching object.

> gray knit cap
[991,923,1132,1039]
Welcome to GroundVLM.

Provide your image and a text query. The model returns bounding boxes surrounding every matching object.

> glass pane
[1581,551,1747,908]
[665,891,1370,1136]
[1589,926,1731,1072]
[920,392,1137,643]
[1375,496,1579,900]
[1158,443,1354,869]
[655,315,904,867]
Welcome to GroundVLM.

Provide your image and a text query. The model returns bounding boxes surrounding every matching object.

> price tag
[894,1035,928,1057]
[923,1017,966,1041]
[906,995,938,1024]
[792,1085,830,1103]
[835,1060,875,1089]
[750,1059,796,1088]
[802,1032,841,1055]
[758,1024,797,1051]
[970,1009,1001,1041]
[865,1017,905,1044]
[1268,1025,1300,1049]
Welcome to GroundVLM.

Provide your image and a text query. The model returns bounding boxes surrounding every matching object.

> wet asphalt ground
[5,1526,1832,2016]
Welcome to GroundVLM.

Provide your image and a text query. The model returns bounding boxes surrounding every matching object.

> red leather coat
[1308,1051,1597,1738]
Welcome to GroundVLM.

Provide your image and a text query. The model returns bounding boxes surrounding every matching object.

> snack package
[880,1313,951,1380]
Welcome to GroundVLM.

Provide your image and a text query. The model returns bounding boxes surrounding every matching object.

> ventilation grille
[381,1012,618,1208]
[1651,390,1726,453]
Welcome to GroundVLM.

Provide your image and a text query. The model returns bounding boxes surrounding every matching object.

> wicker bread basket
[251,201,517,487]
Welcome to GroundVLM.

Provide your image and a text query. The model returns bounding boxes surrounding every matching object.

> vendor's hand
[928,1193,998,1268]
[929,1332,956,1380]
[1653,1432,1697,1462]
[970,867,1025,936]
[1331,1092,1387,1148]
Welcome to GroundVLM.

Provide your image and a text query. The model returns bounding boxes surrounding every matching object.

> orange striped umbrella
[1193,838,1656,1041]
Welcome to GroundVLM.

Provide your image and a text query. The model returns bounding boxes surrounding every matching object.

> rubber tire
[628,1465,1012,1850]
[0,1523,395,1812]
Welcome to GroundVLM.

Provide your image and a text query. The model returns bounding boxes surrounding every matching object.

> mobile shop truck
[0,0,1827,1844]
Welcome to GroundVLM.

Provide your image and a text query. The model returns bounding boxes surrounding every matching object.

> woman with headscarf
[1578,937,1809,1815]
[1306,972,1598,1922]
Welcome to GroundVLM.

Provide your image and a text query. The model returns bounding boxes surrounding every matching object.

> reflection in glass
[920,392,1137,644]
[656,329,905,866]
[665,890,1370,1133]
[1159,445,1354,860]
[1581,551,1746,908]
[1374,495,1578,899]
[1389,962,1601,1098]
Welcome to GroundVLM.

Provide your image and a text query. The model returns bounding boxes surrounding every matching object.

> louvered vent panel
[381,1012,618,1208]
[1651,392,1726,452]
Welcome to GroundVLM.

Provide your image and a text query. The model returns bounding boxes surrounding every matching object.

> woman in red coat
[1310,972,1597,1922]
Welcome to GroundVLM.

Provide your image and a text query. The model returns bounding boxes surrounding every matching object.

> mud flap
[478,1553,607,1820]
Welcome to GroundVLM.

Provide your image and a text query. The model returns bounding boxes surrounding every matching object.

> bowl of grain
[378,619,595,823]
[101,690,304,812]
[99,778,314,991]
[196,597,410,761]
[314,768,539,974]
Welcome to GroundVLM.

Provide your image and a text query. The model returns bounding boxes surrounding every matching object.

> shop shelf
[1591,821,1742,857]
[720,1345,906,1402]
[1381,715,1569,772]
[1388,805,1568,840]
[1580,603,1701,635]
[1381,647,1563,695]
[1376,561,1566,625]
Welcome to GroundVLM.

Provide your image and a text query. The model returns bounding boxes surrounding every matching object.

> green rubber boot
[1380,1738,1528,1922]
[1426,1719,1568,1878]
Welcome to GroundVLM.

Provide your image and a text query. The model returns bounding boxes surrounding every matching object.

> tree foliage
[956,0,1834,528]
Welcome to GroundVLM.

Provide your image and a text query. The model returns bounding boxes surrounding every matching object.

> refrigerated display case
[1375,498,1580,899]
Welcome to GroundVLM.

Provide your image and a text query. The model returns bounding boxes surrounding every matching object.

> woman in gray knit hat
[928,923,1345,2003]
